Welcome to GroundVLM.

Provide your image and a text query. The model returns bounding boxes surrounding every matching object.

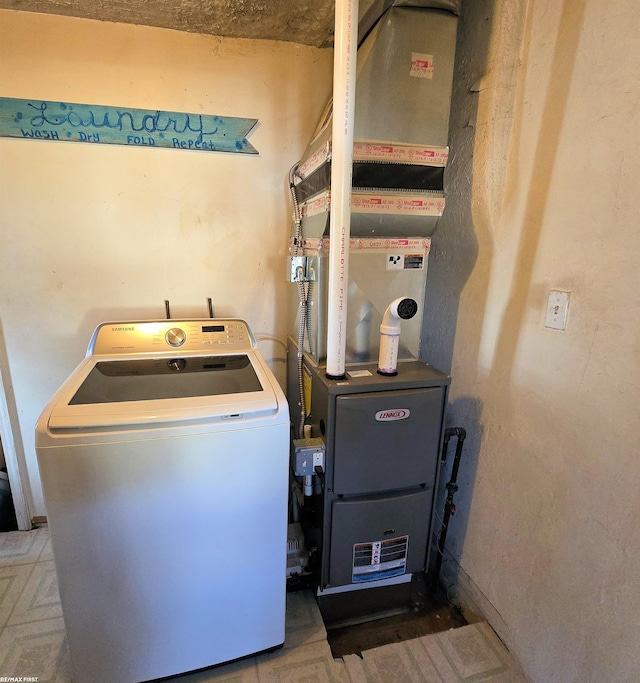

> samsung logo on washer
[112,326,135,332]
[375,409,410,422]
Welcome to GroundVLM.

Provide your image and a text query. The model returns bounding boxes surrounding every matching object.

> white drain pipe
[377,297,418,376]
[326,0,358,379]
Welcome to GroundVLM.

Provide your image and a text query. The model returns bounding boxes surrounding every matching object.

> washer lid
[69,354,262,405]
[46,351,280,430]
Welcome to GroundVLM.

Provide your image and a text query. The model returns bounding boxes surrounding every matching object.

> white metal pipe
[326,0,358,379]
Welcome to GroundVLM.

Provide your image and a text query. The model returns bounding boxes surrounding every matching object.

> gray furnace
[288,346,450,594]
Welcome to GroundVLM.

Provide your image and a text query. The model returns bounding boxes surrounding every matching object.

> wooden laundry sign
[0,97,259,154]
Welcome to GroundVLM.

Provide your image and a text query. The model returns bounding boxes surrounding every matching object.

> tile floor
[0,526,529,682]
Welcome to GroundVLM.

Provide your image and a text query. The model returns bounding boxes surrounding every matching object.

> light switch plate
[545,290,570,330]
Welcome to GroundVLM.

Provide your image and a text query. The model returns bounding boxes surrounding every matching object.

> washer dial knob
[166,328,186,347]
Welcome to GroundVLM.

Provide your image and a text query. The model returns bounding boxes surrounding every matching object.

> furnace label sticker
[386,254,425,271]
[410,53,434,79]
[404,254,425,270]
[352,535,409,583]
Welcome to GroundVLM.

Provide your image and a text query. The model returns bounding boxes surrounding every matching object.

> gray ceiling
[0,0,337,48]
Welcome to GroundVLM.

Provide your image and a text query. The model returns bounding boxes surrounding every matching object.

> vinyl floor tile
[7,560,63,626]
[0,616,70,682]
[0,563,34,628]
[257,639,348,683]
[348,623,529,683]
[345,640,444,683]
[38,535,54,562]
[172,656,260,682]
[0,527,49,567]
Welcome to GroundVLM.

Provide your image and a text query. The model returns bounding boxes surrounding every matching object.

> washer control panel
[89,319,255,356]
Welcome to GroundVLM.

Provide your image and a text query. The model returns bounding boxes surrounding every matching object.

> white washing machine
[35,319,290,683]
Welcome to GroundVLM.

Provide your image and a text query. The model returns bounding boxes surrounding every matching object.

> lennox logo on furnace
[375,409,410,422]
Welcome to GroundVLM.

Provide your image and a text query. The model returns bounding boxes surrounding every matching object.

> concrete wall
[423,0,640,680]
[0,10,332,519]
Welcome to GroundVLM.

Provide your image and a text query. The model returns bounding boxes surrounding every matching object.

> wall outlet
[292,437,325,476]
[545,290,570,330]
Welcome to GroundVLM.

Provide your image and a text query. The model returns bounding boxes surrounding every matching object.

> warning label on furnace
[386,254,425,271]
[352,535,409,583]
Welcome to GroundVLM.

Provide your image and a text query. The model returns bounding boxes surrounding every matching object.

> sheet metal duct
[358,0,460,41]
[293,1,459,239]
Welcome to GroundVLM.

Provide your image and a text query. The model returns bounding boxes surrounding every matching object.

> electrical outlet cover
[545,290,570,330]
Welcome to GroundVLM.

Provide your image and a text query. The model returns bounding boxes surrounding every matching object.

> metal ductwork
[357,0,460,41]
[288,0,459,367]
[292,0,459,240]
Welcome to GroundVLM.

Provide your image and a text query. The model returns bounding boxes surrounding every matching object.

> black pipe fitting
[432,426,466,591]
